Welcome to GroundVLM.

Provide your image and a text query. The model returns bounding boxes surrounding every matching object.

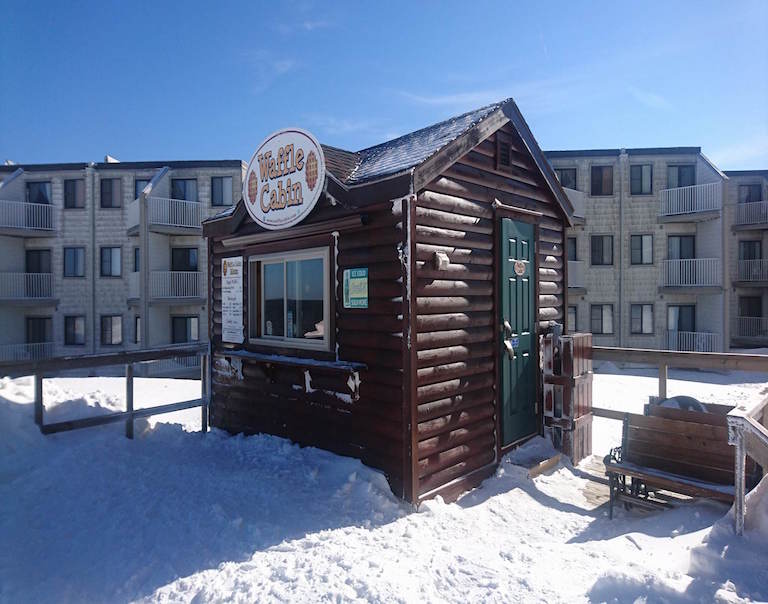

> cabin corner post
[401,194,419,504]
[728,417,746,535]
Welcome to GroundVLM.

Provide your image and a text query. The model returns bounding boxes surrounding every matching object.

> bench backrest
[623,413,734,485]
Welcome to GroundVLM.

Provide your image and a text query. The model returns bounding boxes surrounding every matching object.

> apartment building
[546,147,730,352]
[726,169,768,348]
[0,159,245,361]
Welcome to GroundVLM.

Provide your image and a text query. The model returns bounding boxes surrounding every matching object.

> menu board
[221,257,244,343]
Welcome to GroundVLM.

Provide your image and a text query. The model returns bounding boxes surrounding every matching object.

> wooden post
[734,429,746,536]
[34,372,43,428]
[200,353,209,434]
[125,363,134,439]
[659,363,668,400]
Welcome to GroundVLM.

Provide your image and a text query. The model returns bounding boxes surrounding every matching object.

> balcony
[0,273,54,303]
[659,182,722,221]
[127,197,203,234]
[736,259,768,284]
[734,317,768,342]
[567,260,586,291]
[150,271,203,300]
[0,200,56,235]
[666,330,721,352]
[660,258,721,288]
[734,201,768,229]
[0,341,55,362]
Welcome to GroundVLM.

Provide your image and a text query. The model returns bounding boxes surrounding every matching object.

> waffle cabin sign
[243,128,326,230]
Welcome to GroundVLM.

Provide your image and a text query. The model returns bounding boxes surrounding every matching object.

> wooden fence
[0,343,210,438]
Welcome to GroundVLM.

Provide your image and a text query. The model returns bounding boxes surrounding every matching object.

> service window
[248,247,330,351]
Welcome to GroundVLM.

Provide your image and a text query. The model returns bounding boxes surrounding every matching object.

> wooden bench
[604,410,739,519]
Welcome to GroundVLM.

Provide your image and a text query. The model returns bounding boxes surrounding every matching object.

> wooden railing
[0,343,210,438]
[728,401,768,535]
[0,272,54,299]
[0,341,55,362]
[666,330,722,352]
[659,182,722,216]
[0,199,56,231]
[661,258,721,287]
[737,259,768,282]
[735,316,768,339]
[735,200,768,226]
[150,271,203,298]
[567,260,585,288]
[147,197,202,229]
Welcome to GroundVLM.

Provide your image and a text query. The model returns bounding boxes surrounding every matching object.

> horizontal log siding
[414,124,566,499]
[208,205,407,496]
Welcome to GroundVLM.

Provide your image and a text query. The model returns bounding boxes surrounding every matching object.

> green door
[499,218,537,446]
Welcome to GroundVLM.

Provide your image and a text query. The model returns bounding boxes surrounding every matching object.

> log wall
[413,123,567,500]
[208,203,408,497]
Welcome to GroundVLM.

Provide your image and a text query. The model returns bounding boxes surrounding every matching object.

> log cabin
[202,98,575,504]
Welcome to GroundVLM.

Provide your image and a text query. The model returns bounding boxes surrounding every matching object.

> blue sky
[1,1,767,169]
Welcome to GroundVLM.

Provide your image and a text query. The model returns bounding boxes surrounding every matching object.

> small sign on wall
[221,256,244,343]
[343,268,368,309]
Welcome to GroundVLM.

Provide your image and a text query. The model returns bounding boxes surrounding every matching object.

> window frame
[63,246,86,278]
[667,164,696,189]
[26,181,52,205]
[100,315,123,346]
[630,303,654,335]
[630,234,653,265]
[64,178,85,209]
[171,178,198,202]
[738,184,763,204]
[134,315,141,344]
[248,246,331,352]
[590,304,614,335]
[100,246,122,277]
[555,167,577,191]
[590,165,614,196]
[171,315,200,344]
[566,237,578,262]
[590,234,614,266]
[567,305,577,332]
[134,178,151,200]
[100,178,122,208]
[630,164,653,195]
[211,176,234,207]
[64,315,86,346]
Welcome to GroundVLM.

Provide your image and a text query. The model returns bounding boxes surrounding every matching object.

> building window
[555,168,577,190]
[63,247,85,277]
[171,178,198,201]
[26,181,52,204]
[739,296,762,318]
[171,247,198,272]
[630,234,653,265]
[590,166,613,196]
[133,247,140,272]
[668,305,695,333]
[134,178,150,200]
[667,235,695,260]
[100,247,122,277]
[211,176,233,206]
[590,305,614,334]
[591,235,613,266]
[667,165,695,189]
[101,315,122,345]
[248,247,330,350]
[64,316,86,346]
[630,164,652,195]
[172,316,199,343]
[100,178,122,208]
[739,184,763,203]
[631,304,654,334]
[26,249,52,273]
[567,306,577,332]
[134,316,141,344]
[567,237,577,261]
[64,179,85,208]
[26,317,52,344]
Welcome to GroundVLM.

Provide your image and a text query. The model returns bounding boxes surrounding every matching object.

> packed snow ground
[1,369,767,603]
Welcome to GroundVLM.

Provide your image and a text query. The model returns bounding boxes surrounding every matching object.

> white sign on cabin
[243,128,326,230]
[221,256,244,343]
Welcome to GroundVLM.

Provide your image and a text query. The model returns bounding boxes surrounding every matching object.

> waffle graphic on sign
[247,171,258,203]
[306,151,318,191]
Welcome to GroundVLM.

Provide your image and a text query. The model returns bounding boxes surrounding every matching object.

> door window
[667,235,695,260]
[668,305,695,332]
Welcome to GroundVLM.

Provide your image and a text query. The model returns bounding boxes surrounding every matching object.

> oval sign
[243,128,326,230]
[513,260,526,276]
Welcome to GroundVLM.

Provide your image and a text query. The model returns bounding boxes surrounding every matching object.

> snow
[1,367,767,603]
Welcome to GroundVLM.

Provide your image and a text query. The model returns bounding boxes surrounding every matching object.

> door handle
[504,339,516,360]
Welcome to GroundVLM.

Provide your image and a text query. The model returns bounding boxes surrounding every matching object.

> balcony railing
[0,273,54,299]
[150,271,203,298]
[567,260,585,288]
[148,197,202,229]
[737,259,768,282]
[0,200,56,231]
[660,258,721,287]
[659,182,722,217]
[735,316,768,339]
[735,200,768,226]
[0,342,55,362]
[666,330,721,352]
